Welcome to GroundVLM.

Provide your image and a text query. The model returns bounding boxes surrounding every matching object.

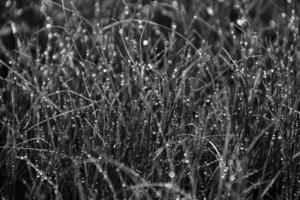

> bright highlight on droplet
[206,7,214,16]
[168,171,175,178]
[143,40,149,46]
[237,17,246,26]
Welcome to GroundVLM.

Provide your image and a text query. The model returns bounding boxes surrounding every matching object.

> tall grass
[0,0,299,199]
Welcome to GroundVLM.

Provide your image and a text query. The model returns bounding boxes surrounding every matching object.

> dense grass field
[0,0,300,199]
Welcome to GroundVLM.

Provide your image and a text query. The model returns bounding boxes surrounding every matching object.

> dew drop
[142,40,149,46]
[206,7,214,16]
[168,171,175,178]
[5,1,12,7]
[229,175,235,181]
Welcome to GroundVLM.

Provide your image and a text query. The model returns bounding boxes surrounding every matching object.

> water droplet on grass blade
[168,171,175,178]
[206,7,214,16]
[142,40,149,46]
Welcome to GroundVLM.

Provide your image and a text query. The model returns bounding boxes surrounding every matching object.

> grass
[0,0,300,199]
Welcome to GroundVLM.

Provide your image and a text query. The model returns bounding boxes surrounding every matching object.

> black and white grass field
[0,0,300,199]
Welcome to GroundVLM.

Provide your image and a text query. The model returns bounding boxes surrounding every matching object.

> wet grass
[0,0,300,199]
